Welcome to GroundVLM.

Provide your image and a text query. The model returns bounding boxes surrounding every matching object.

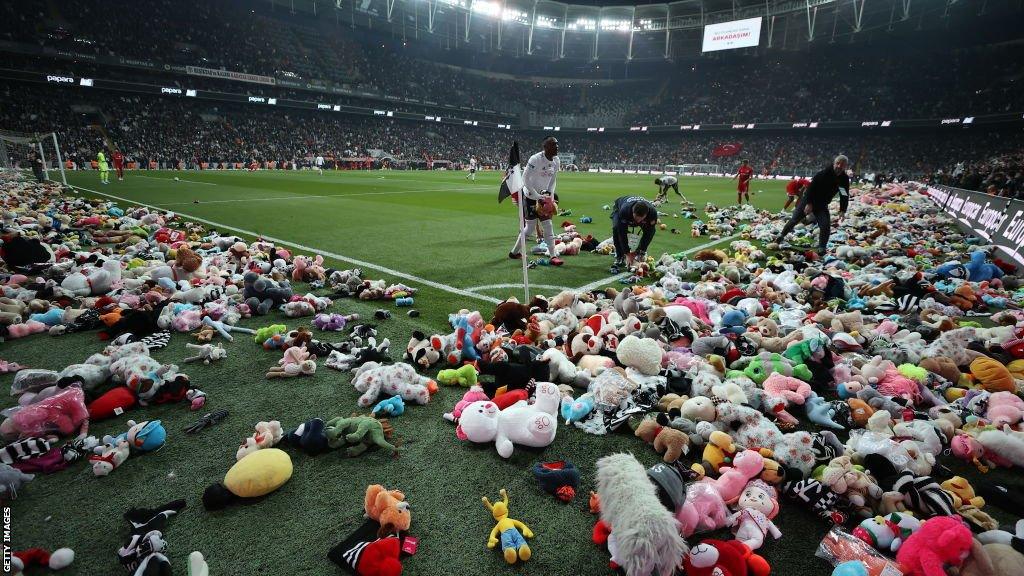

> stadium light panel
[600,19,631,32]
[79,78,93,87]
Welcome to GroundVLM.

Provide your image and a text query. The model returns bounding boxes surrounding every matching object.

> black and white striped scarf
[0,437,51,464]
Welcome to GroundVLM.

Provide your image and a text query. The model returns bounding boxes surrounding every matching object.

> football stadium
[2,1,1024,575]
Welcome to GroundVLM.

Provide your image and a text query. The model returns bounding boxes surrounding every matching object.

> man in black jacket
[610,195,658,273]
[774,155,850,256]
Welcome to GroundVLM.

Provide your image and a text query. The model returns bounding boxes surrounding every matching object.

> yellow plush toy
[700,430,738,475]
[224,448,293,498]
[941,476,985,509]
[482,488,533,564]
[969,357,1017,393]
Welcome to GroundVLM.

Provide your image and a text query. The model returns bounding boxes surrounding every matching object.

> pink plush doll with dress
[727,480,781,550]
[706,449,765,505]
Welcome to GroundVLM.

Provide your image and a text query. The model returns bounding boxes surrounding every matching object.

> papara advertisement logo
[46,75,74,83]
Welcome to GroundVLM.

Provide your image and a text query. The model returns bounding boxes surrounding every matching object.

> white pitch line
[156,184,493,206]
[574,233,742,293]
[135,174,218,186]
[466,283,573,292]
[69,185,501,304]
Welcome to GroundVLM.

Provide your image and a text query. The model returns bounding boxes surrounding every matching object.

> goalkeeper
[609,195,658,274]
[97,149,110,184]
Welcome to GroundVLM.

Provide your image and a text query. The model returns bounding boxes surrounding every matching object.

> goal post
[666,163,721,175]
[0,130,68,185]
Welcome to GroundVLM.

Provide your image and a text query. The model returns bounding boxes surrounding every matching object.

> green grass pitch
[6,169,1015,575]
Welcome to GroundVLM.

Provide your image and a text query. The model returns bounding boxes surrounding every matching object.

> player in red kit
[112,150,125,181]
[784,177,810,210]
[734,159,754,205]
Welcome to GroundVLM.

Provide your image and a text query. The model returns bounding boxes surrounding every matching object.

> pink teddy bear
[443,385,489,423]
[986,391,1024,429]
[761,373,812,426]
[706,449,765,505]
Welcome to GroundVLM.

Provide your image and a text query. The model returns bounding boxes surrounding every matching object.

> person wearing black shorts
[654,175,684,204]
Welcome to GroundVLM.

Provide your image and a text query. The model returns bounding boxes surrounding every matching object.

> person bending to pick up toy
[510,136,564,266]
[609,195,658,274]
[654,175,686,204]
[774,154,850,257]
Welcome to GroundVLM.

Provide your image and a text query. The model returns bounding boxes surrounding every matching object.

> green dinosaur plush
[437,364,478,387]
[782,336,828,366]
[726,352,813,383]
[325,416,397,457]
[253,324,287,344]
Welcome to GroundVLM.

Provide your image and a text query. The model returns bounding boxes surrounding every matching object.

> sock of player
[511,219,536,255]
[540,220,556,257]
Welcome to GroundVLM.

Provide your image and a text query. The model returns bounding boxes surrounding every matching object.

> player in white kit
[509,137,563,266]
[465,156,478,181]
[315,154,325,175]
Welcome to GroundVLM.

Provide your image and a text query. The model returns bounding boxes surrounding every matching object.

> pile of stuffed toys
[403,182,1024,576]
[5,170,1024,576]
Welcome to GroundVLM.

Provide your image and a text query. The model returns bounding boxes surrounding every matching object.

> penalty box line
[69,185,501,305]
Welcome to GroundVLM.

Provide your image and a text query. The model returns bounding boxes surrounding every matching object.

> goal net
[0,130,68,184]
[667,163,721,175]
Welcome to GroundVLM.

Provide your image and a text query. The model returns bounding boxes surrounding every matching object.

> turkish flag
[711,143,743,157]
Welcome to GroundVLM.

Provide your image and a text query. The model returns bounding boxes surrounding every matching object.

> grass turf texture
[5,170,1018,575]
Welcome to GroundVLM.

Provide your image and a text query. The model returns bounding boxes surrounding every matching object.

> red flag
[711,143,743,157]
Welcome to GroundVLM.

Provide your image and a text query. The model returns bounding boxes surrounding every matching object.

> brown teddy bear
[920,356,962,385]
[490,298,531,331]
[693,249,729,263]
[745,329,804,353]
[657,393,688,417]
[634,415,690,463]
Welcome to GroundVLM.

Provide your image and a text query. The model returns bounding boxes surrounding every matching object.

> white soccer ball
[174,177,180,181]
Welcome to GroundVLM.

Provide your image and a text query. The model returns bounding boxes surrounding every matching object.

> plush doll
[970,358,1017,394]
[183,343,227,365]
[313,312,358,331]
[242,271,293,315]
[727,479,781,550]
[896,515,974,576]
[0,463,34,499]
[0,386,89,441]
[372,395,405,417]
[865,454,957,518]
[541,347,590,387]
[324,415,397,457]
[727,352,813,384]
[236,420,284,461]
[818,456,883,518]
[700,430,738,475]
[682,539,771,576]
[709,449,766,505]
[456,382,560,458]
[89,439,130,476]
[364,484,412,537]
[805,393,848,430]
[404,330,441,368]
[203,448,293,510]
[560,393,596,425]
[719,309,748,336]
[9,547,74,575]
[437,364,478,387]
[616,335,664,376]
[533,461,580,503]
[596,453,689,576]
[352,362,435,408]
[634,416,690,463]
[851,512,921,554]
[478,349,550,397]
[444,385,490,423]
[104,419,167,453]
[60,260,121,296]
[482,488,533,564]
[762,373,813,426]
[966,251,1004,282]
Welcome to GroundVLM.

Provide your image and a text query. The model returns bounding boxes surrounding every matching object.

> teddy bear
[707,450,766,505]
[634,416,690,463]
[896,515,973,576]
[985,391,1024,428]
[714,401,818,475]
[761,373,812,426]
[89,439,130,476]
[727,480,781,550]
[242,271,293,315]
[364,484,412,537]
[818,456,882,518]
[851,511,921,553]
[60,259,122,296]
[352,362,436,408]
[236,420,284,461]
[615,335,663,376]
[455,382,560,458]
[404,331,441,369]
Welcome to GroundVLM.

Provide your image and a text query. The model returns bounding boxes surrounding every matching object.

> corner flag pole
[498,141,529,302]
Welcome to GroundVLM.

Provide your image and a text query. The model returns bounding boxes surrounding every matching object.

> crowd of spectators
[3,82,1022,184]
[2,0,1020,126]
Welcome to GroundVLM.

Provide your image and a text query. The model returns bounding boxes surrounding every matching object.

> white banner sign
[702,17,762,52]
[185,65,276,86]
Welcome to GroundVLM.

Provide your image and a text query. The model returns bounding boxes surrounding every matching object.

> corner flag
[498,141,523,204]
